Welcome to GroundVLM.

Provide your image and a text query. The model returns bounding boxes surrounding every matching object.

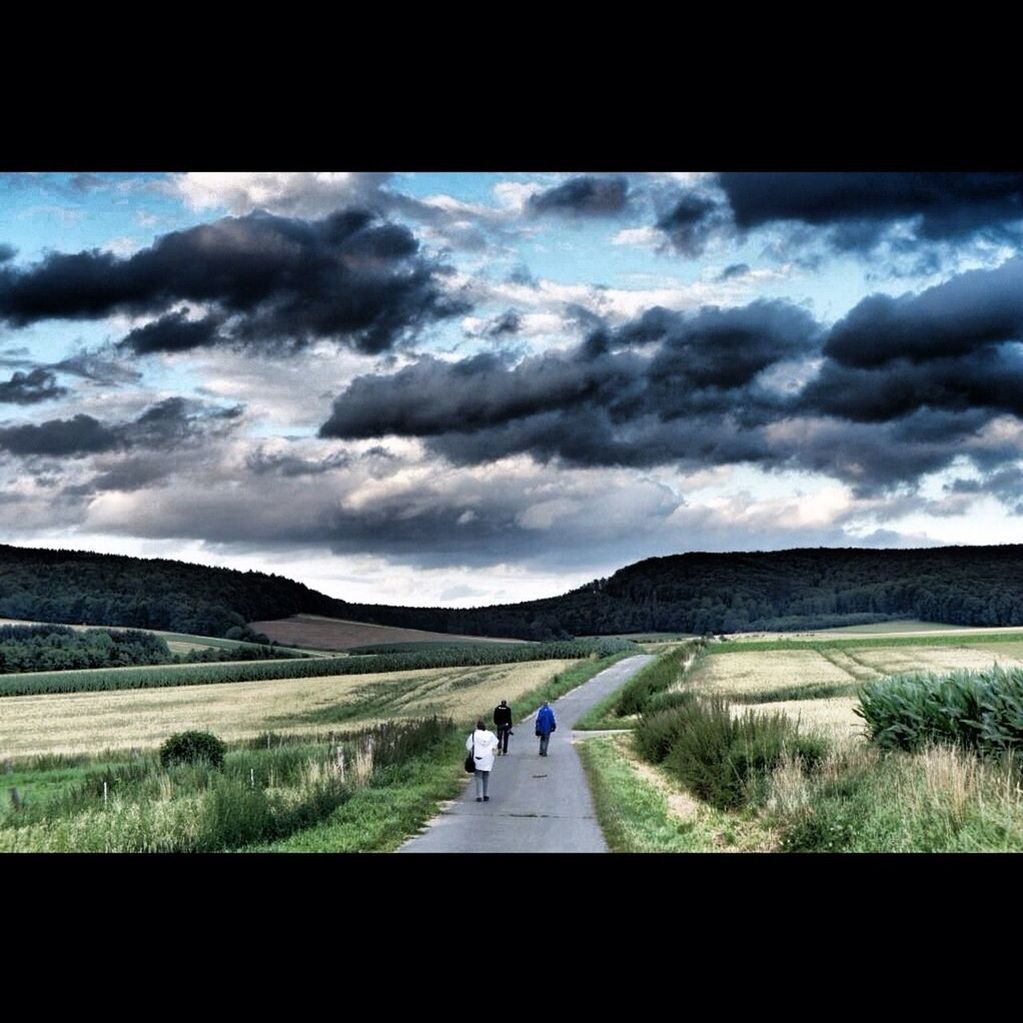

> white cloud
[170,172,388,217]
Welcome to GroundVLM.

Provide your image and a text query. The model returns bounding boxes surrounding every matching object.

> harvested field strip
[690,649,854,696]
[712,631,1023,654]
[817,648,881,681]
[0,659,575,758]
[249,613,526,651]
[734,696,863,741]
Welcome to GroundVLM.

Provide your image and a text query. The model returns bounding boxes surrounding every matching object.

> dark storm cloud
[318,260,1023,495]
[62,457,180,497]
[119,311,225,355]
[654,193,727,255]
[824,258,1023,367]
[946,467,1023,514]
[0,414,121,456]
[0,244,15,264]
[52,348,144,385]
[483,311,521,338]
[527,176,631,218]
[718,172,1023,248]
[802,259,1023,425]
[0,368,67,404]
[717,263,750,281]
[320,301,820,461]
[245,448,353,477]
[804,349,1023,423]
[0,397,242,459]
[0,208,468,355]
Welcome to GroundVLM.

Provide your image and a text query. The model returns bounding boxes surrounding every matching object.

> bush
[640,695,828,810]
[159,731,227,770]
[615,640,704,716]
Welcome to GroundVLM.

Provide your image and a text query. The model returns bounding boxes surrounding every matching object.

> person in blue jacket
[535,700,557,757]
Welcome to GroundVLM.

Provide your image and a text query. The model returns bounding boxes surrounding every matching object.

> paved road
[399,654,653,853]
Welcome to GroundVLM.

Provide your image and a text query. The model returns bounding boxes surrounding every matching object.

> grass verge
[257,732,466,851]
[578,734,776,852]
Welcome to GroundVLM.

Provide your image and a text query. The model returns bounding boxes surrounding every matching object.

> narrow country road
[399,654,654,853]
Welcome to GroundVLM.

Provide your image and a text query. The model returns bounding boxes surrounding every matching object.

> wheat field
[0,659,573,757]
[691,649,854,694]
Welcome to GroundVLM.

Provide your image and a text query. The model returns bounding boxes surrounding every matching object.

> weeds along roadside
[0,717,461,852]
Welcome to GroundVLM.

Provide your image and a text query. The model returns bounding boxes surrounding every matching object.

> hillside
[1,542,1022,641]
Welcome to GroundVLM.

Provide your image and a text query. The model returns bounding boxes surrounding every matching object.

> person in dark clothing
[535,701,557,757]
[493,699,513,755]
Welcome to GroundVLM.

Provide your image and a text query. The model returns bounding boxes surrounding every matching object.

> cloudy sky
[1,170,1021,606]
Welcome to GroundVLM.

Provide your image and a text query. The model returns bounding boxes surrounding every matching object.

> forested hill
[1,543,1022,642]
[351,545,1023,639]
[0,544,345,639]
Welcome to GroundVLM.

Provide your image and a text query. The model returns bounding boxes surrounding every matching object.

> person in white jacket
[466,718,499,802]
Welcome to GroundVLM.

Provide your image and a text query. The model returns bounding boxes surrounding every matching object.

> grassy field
[248,613,526,651]
[0,659,576,758]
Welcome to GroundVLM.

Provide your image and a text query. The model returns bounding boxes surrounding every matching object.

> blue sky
[0,171,1021,606]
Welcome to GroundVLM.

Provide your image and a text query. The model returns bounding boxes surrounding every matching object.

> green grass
[578,736,775,852]
[0,718,457,852]
[805,619,970,635]
[257,732,466,851]
[727,681,863,704]
[772,744,1023,852]
[574,688,636,731]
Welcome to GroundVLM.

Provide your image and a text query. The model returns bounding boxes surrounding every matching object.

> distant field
[0,659,573,757]
[725,620,1023,642]
[248,613,526,651]
[583,632,699,642]
[690,633,1023,740]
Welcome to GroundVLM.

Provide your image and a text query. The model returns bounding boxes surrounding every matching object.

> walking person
[466,718,499,802]
[535,700,557,757]
[493,699,513,755]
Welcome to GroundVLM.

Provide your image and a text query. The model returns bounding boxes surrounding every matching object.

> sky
[0,170,1021,607]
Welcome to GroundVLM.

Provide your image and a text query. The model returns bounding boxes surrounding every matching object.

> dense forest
[0,622,300,674]
[2,543,1022,642]
[0,623,171,673]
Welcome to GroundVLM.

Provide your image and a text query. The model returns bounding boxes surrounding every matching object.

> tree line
[2,542,1021,642]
